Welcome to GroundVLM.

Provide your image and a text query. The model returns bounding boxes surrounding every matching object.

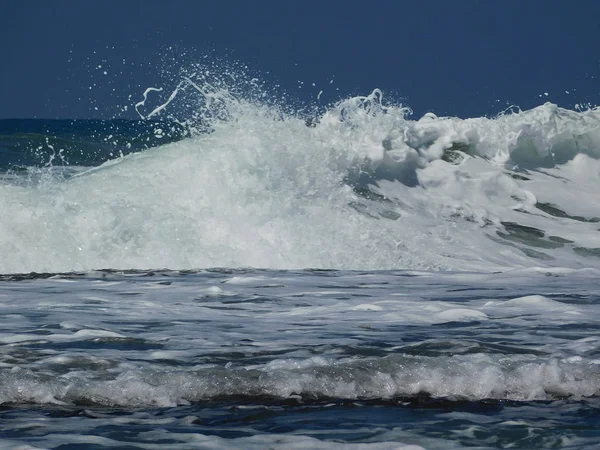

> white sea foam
[1,353,598,407]
[0,265,597,447]
[1,75,600,274]
[0,269,598,408]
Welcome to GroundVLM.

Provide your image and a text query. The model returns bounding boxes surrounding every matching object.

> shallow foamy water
[0,268,598,448]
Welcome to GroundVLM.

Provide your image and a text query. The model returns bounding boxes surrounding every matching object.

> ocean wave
[1,354,598,407]
[1,78,599,274]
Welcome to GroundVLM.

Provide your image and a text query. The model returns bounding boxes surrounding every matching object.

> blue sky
[2,0,599,119]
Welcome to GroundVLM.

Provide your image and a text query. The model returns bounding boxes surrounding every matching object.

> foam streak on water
[0,268,599,448]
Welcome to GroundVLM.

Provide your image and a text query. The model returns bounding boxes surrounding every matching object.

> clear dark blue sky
[2,0,599,119]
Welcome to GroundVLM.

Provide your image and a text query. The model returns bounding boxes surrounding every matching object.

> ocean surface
[1,80,599,449]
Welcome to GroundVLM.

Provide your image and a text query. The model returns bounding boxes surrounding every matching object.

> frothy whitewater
[0,78,599,449]
[2,88,600,274]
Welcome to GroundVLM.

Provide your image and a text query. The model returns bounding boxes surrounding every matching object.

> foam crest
[1,355,598,407]
[1,71,600,273]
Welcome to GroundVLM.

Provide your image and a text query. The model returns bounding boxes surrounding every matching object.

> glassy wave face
[1,82,600,275]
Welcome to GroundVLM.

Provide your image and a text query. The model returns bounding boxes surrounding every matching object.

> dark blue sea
[1,81,599,449]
